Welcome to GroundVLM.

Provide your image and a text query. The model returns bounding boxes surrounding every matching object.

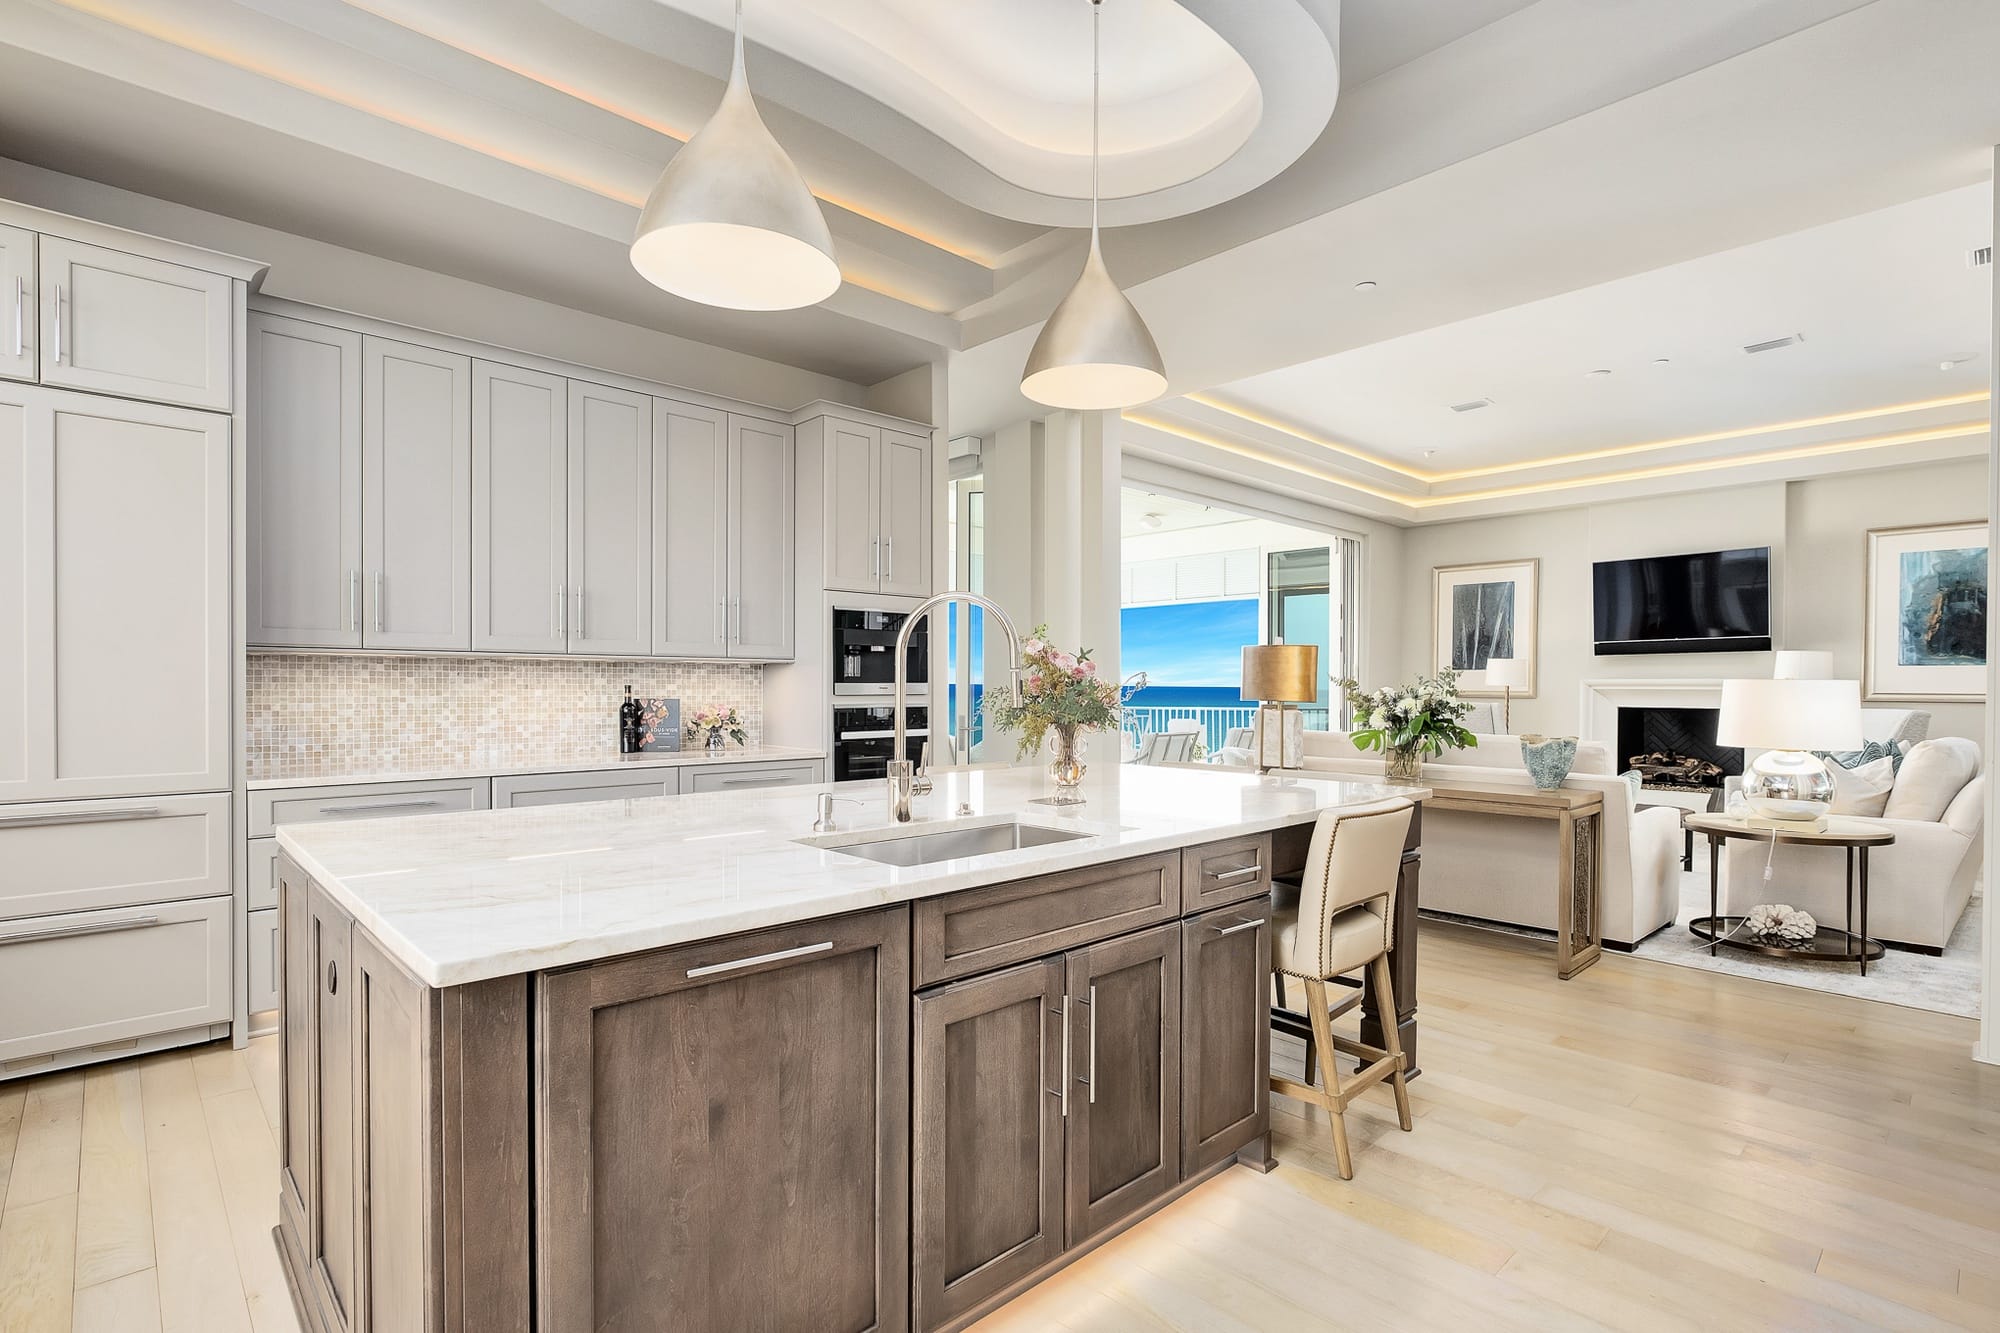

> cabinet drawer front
[0,895,230,1062]
[0,793,230,920]
[39,237,234,412]
[251,777,489,836]
[914,852,1181,988]
[683,761,820,794]
[1182,834,1272,912]
[493,769,679,808]
[247,906,279,1014]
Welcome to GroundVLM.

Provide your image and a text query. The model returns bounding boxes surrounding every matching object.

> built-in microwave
[832,606,928,696]
[832,705,927,783]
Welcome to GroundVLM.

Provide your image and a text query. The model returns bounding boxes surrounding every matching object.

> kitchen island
[271,764,1425,1333]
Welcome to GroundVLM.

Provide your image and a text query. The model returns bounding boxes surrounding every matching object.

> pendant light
[1020,0,1167,410]
[630,0,840,311]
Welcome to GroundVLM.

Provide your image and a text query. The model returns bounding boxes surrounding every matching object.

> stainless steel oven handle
[836,729,929,741]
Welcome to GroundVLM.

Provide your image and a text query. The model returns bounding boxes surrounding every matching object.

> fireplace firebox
[1616,706,1742,790]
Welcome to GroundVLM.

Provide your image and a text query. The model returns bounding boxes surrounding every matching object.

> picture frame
[1864,520,1988,702]
[1432,559,1538,697]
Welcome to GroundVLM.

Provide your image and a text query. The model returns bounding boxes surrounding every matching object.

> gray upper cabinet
[473,359,568,654]
[0,225,34,384]
[879,428,931,598]
[567,381,652,657]
[727,416,794,660]
[363,336,471,652]
[652,399,728,659]
[38,237,233,412]
[0,387,33,802]
[248,313,362,649]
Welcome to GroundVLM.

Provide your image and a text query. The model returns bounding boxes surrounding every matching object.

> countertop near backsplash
[246,654,772,784]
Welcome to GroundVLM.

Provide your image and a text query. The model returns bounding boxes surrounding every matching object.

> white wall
[1397,457,1989,745]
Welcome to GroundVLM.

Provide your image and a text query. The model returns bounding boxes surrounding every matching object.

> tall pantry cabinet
[0,202,261,1081]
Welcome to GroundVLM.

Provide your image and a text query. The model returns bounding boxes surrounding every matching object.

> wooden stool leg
[1304,978,1353,1180]
[1370,955,1413,1133]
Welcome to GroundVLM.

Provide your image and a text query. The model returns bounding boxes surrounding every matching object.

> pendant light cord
[1090,0,1102,247]
[731,0,745,81]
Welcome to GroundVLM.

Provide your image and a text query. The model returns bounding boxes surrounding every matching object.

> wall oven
[833,606,928,696]
[833,705,927,783]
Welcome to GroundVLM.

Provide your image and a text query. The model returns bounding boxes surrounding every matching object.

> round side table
[1683,813,1893,975]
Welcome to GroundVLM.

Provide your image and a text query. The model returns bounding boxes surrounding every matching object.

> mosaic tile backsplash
[246,654,765,780]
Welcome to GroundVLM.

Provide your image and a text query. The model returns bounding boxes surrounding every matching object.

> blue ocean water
[1124,686,1243,707]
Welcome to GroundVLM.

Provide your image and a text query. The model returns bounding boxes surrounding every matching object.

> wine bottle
[619,685,644,754]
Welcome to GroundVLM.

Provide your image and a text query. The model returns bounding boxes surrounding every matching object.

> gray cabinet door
[651,398,727,658]
[363,336,471,651]
[309,884,358,1333]
[0,225,34,384]
[1179,901,1271,1175]
[567,381,652,657]
[38,236,233,412]
[350,928,437,1333]
[727,416,794,660]
[821,419,881,594]
[879,428,931,598]
[6,388,230,801]
[472,359,567,654]
[249,313,362,648]
[912,958,1065,1330]
[277,859,314,1269]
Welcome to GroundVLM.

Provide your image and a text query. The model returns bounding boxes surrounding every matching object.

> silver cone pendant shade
[1020,0,1166,410]
[631,6,839,311]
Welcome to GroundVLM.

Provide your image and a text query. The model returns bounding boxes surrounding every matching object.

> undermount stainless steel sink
[807,818,1094,868]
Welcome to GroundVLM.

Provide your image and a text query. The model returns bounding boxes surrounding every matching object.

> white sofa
[1290,733,1684,947]
[1720,736,1983,951]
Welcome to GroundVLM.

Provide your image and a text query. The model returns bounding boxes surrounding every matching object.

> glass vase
[706,727,725,753]
[1046,725,1087,804]
[1385,744,1424,783]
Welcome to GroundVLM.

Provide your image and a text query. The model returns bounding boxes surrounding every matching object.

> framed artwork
[1865,521,1988,701]
[1432,559,1538,696]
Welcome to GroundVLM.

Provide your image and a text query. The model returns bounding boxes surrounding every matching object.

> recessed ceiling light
[1448,398,1493,413]
[1140,512,1165,529]
[1354,280,1378,291]
[1586,368,1612,378]
[1939,356,1975,371]
[1652,358,1671,366]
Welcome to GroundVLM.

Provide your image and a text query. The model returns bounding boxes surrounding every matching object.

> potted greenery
[1337,669,1479,782]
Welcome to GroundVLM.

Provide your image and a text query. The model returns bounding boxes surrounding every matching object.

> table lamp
[1241,644,1319,772]
[1772,650,1833,680]
[1484,656,1528,732]
[1715,677,1861,830]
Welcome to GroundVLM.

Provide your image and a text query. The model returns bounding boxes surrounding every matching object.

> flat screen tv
[1592,547,1772,655]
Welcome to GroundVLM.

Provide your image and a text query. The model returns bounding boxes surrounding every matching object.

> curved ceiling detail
[543,0,1340,226]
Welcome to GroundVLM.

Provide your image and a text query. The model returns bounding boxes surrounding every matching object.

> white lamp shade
[1716,678,1862,752]
[1772,650,1834,680]
[1483,656,1528,689]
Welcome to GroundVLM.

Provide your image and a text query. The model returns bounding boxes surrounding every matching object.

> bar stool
[1269,798,1415,1179]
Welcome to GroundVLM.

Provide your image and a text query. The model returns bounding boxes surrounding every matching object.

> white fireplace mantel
[1578,678,1725,744]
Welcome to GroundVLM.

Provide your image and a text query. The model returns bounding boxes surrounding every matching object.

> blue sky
[1121,599,1259,686]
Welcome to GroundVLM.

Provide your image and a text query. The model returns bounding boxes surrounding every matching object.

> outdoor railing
[1120,704,1334,757]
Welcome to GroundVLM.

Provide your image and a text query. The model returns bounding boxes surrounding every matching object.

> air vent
[1969,246,1992,268]
[1743,334,1804,355]
[1448,398,1493,413]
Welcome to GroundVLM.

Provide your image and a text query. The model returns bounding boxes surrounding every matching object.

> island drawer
[684,760,823,794]
[913,852,1181,987]
[0,793,232,921]
[1182,834,1272,912]
[251,776,490,837]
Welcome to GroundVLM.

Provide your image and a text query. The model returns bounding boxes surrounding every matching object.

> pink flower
[1027,674,1043,692]
[1071,665,1087,679]
[1079,659,1097,676]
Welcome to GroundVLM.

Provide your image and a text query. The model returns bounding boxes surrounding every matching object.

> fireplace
[1616,706,1742,791]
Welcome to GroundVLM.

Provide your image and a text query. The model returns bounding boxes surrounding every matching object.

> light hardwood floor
[2,922,1994,1332]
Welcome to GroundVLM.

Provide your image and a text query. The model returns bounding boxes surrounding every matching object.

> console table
[1684,813,1892,975]
[1422,779,1604,979]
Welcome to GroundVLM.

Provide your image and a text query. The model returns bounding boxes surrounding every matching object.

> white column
[1078,410,1123,688]
[1981,151,1998,1067]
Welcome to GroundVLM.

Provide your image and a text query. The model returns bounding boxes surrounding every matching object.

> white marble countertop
[247,744,827,789]
[277,765,1427,988]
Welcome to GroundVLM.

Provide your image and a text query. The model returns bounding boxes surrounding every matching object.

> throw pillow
[1882,738,1982,822]
[1619,770,1644,802]
[1814,738,1904,773]
[1828,756,1894,818]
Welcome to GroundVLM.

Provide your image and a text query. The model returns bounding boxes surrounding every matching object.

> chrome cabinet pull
[1058,995,1072,1119]
[884,536,893,583]
[52,283,62,363]
[871,538,879,579]
[0,805,161,828]
[373,571,385,633]
[1213,916,1263,938]
[714,775,790,788]
[730,598,740,642]
[347,569,359,632]
[315,799,441,815]
[557,582,566,638]
[1085,983,1097,1104]
[0,913,159,946]
[11,276,21,358]
[686,939,833,980]
[574,589,584,640]
[715,598,725,644]
[1214,863,1263,882]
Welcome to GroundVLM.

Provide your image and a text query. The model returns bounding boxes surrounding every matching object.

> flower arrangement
[685,705,747,748]
[1337,669,1478,779]
[983,627,1125,759]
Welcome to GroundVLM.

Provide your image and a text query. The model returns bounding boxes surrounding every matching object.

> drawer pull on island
[1213,864,1263,882]
[0,912,160,945]
[1212,916,1263,938]
[315,799,442,815]
[0,805,161,828]
[685,939,833,980]
[1059,995,1072,1118]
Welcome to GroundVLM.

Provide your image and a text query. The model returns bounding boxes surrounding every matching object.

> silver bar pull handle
[1085,983,1097,1104]
[52,283,62,363]
[716,598,725,643]
[715,776,790,788]
[557,582,566,638]
[1213,916,1264,938]
[1214,864,1263,882]
[11,276,21,358]
[373,571,385,633]
[315,799,441,815]
[574,589,584,640]
[1059,995,1072,1119]
[348,569,360,632]
[686,939,833,980]
[884,537,892,583]
[0,806,161,829]
[871,538,879,579]
[730,598,739,643]
[0,913,159,946]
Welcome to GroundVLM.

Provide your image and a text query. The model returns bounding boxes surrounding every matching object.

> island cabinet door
[350,928,441,1333]
[536,907,911,1333]
[1063,923,1181,1246]
[309,884,359,1333]
[911,958,1066,1331]
[1179,900,1272,1176]
[276,857,315,1274]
